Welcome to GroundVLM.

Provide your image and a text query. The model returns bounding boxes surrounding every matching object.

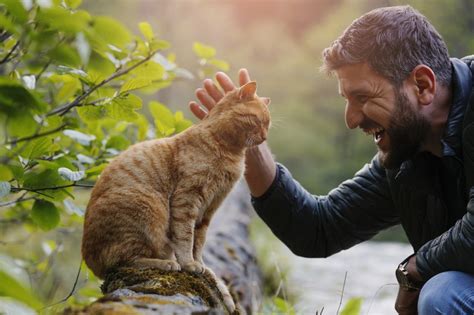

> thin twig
[0,192,33,208]
[5,124,67,145]
[35,60,52,81]
[40,260,83,311]
[365,283,398,315]
[47,52,159,117]
[11,183,94,193]
[336,271,348,315]
[0,40,20,64]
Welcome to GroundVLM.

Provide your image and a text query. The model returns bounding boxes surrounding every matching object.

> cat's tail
[203,267,240,314]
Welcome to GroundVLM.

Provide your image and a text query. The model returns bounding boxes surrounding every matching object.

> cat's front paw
[182,261,205,274]
[164,260,181,271]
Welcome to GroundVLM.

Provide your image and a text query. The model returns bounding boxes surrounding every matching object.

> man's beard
[379,90,431,169]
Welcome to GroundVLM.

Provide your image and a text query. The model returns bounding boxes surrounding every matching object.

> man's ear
[411,65,436,105]
[239,81,257,101]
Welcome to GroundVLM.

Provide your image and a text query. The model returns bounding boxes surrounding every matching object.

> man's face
[336,63,430,169]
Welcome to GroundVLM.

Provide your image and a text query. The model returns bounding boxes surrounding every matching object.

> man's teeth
[364,127,385,136]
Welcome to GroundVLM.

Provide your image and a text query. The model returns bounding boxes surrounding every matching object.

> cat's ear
[262,97,271,106]
[239,81,257,101]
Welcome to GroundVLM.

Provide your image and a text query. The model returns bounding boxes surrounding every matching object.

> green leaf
[133,113,149,141]
[149,39,170,51]
[273,297,296,315]
[0,270,43,309]
[77,106,107,123]
[21,137,52,160]
[0,0,28,23]
[0,12,18,35]
[65,0,82,9]
[37,7,91,34]
[174,111,193,133]
[0,78,41,114]
[0,165,13,181]
[49,74,81,103]
[149,101,174,127]
[31,199,60,231]
[208,58,230,71]
[130,60,165,81]
[22,168,70,201]
[91,16,131,49]
[6,112,36,138]
[340,297,363,315]
[86,50,116,78]
[138,22,154,41]
[175,118,193,133]
[0,181,11,198]
[193,42,216,59]
[48,45,81,67]
[106,135,130,150]
[86,163,107,176]
[120,78,152,93]
[23,169,67,189]
[106,94,142,121]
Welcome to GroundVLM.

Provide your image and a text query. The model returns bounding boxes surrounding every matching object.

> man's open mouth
[363,127,386,145]
[374,129,385,144]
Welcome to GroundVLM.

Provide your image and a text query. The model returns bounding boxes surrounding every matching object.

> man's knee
[418,271,474,315]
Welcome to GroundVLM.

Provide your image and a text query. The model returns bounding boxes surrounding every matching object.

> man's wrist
[245,142,276,197]
[396,254,424,291]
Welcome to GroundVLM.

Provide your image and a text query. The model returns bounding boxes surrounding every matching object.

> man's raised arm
[189,69,277,197]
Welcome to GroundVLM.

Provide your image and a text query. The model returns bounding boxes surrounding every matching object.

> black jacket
[252,58,474,281]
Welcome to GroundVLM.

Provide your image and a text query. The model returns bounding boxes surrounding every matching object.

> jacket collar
[441,58,473,157]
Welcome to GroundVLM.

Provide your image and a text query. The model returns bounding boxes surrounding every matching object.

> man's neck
[422,84,453,156]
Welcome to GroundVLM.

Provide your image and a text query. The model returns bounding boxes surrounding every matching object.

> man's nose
[345,102,364,129]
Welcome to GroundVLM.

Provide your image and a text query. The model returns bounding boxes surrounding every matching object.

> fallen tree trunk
[66,181,263,314]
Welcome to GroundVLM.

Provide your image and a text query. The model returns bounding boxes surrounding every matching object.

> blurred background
[2,0,473,314]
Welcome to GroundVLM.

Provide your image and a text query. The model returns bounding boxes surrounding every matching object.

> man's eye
[356,95,369,104]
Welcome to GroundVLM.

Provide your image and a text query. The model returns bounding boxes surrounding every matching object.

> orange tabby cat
[81,81,270,313]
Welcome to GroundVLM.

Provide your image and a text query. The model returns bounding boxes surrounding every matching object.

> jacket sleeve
[416,187,474,280]
[251,155,399,258]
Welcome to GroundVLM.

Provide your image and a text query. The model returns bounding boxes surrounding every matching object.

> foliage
[0,0,227,311]
[340,297,363,315]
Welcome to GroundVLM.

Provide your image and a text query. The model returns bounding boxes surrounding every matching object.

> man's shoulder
[461,55,474,65]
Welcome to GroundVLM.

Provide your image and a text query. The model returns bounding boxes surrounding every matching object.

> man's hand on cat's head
[189,68,252,120]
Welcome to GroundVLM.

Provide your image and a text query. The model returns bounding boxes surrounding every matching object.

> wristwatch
[395,255,423,291]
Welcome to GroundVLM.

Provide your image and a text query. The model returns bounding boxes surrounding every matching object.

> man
[189,5,474,314]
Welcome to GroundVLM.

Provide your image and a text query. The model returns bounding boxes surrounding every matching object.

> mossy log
[66,182,262,315]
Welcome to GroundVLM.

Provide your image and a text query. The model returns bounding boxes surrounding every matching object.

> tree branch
[5,124,67,145]
[0,40,20,64]
[10,183,94,194]
[47,52,159,117]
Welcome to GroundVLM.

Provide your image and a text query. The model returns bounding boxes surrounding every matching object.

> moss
[101,267,227,310]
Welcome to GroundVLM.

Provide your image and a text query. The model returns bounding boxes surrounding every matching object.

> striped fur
[81,82,270,312]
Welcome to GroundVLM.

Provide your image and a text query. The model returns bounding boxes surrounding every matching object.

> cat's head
[209,81,271,148]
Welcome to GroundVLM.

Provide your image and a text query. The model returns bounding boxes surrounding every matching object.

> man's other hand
[189,69,252,120]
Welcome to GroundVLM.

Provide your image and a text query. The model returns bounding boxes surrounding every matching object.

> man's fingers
[216,72,237,92]
[195,88,216,111]
[204,79,224,102]
[238,68,251,86]
[189,101,208,120]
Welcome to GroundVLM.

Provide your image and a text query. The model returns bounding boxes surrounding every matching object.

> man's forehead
[335,63,384,97]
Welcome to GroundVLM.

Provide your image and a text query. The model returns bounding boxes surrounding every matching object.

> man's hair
[322,5,452,86]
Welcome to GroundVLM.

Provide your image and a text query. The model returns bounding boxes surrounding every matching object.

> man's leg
[418,271,474,314]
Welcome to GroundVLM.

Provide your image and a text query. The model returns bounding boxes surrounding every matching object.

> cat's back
[88,138,176,203]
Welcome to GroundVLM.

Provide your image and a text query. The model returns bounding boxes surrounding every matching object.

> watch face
[395,267,406,285]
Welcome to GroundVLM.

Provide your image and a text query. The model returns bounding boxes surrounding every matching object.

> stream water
[281,241,413,314]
